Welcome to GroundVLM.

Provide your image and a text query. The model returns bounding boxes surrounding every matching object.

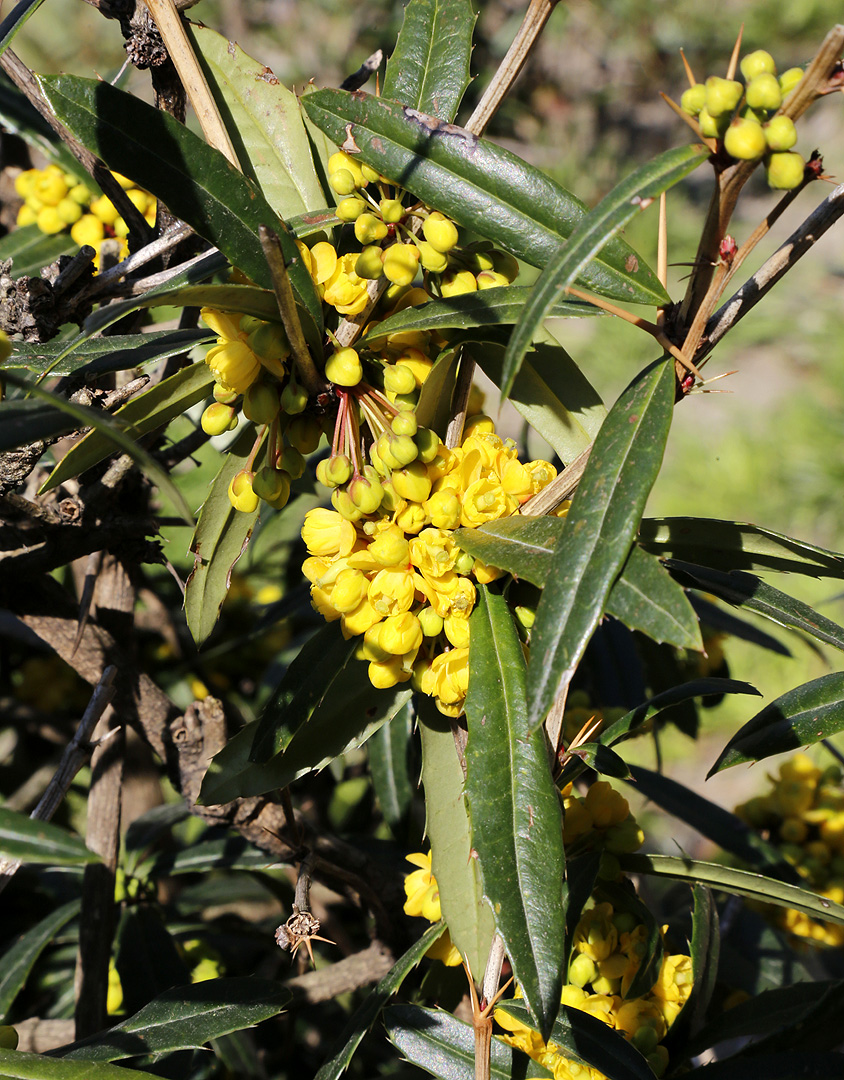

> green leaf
[0,397,80,451]
[415,347,461,438]
[500,144,708,397]
[638,517,844,579]
[418,699,496,979]
[184,425,263,647]
[314,923,446,1080]
[0,900,80,1018]
[737,979,844,1054]
[562,852,601,971]
[608,546,702,650]
[708,672,844,775]
[58,978,289,1060]
[499,1000,653,1080]
[384,1004,551,1080]
[0,224,75,278]
[617,853,844,927]
[199,662,412,802]
[666,560,844,653]
[186,24,327,220]
[526,358,676,731]
[0,809,98,866]
[464,587,564,1040]
[0,1051,161,1079]
[150,835,278,877]
[41,361,214,492]
[368,703,417,844]
[1,370,192,521]
[627,765,797,877]
[661,885,718,1058]
[566,743,631,779]
[0,0,48,58]
[7,330,215,378]
[0,75,82,176]
[301,90,666,304]
[36,75,322,345]
[382,0,476,121]
[468,339,606,464]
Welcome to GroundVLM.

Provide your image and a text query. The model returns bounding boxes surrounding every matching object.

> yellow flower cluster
[735,753,844,946]
[15,165,156,267]
[403,851,462,966]
[301,418,557,716]
[562,781,645,858]
[496,900,693,1080]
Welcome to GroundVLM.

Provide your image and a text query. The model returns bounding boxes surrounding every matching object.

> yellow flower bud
[201,402,238,435]
[228,470,259,513]
[383,243,421,286]
[422,211,459,253]
[301,507,357,557]
[391,460,432,503]
[440,268,477,296]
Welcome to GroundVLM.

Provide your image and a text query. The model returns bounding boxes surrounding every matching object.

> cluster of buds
[496,896,693,1079]
[679,49,807,189]
[14,165,156,265]
[563,781,645,873]
[735,753,844,947]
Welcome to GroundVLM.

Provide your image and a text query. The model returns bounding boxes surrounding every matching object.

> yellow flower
[368,567,416,617]
[301,508,358,558]
[404,852,442,921]
[425,928,462,966]
[461,476,517,528]
[323,252,369,315]
[201,308,262,394]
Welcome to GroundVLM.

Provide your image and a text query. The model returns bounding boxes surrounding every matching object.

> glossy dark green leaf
[7,329,214,378]
[301,90,666,304]
[690,594,791,657]
[465,587,564,1040]
[2,369,192,520]
[382,0,475,121]
[661,885,718,1058]
[709,672,844,775]
[113,906,190,1016]
[314,923,446,1080]
[617,853,844,927]
[187,24,327,219]
[626,765,797,877]
[734,978,844,1055]
[364,289,602,342]
[499,1000,653,1080]
[384,1004,551,1080]
[0,1052,160,1079]
[58,978,290,1060]
[150,835,278,877]
[567,742,631,779]
[37,75,322,345]
[609,547,702,650]
[415,347,460,437]
[638,517,844,578]
[0,808,98,866]
[0,223,75,278]
[501,144,707,396]
[526,358,676,731]
[684,1053,844,1079]
[418,699,496,979]
[667,560,844,652]
[368,702,417,844]
[42,360,214,492]
[0,899,80,1018]
[199,662,412,801]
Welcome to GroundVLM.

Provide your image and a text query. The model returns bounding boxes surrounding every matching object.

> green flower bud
[764,115,797,151]
[569,952,598,988]
[476,269,509,290]
[253,466,291,506]
[325,346,363,387]
[329,168,357,196]
[212,383,239,405]
[611,911,638,933]
[680,83,707,116]
[380,478,403,511]
[697,106,729,139]
[704,76,743,118]
[393,390,420,410]
[248,321,290,363]
[243,381,281,425]
[604,818,645,854]
[354,212,388,245]
[413,426,440,463]
[279,445,306,479]
[723,117,767,161]
[336,196,367,221]
[597,851,621,880]
[239,315,264,335]
[453,550,474,575]
[360,164,381,184]
[285,413,322,453]
[384,364,417,395]
[514,605,536,630]
[746,72,782,112]
[201,402,238,435]
[740,49,776,82]
[490,249,520,282]
[417,240,449,273]
[631,1025,660,1057]
[355,245,385,280]
[348,473,384,514]
[779,67,804,96]
[369,438,390,476]
[391,411,418,437]
[422,211,459,253]
[324,453,353,486]
[281,376,309,414]
[383,243,421,286]
[766,150,805,190]
[380,198,404,223]
[0,1026,19,1050]
[387,431,419,467]
[228,469,259,513]
[418,606,444,637]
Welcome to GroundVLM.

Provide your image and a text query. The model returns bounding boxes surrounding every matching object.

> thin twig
[87,223,195,294]
[520,445,590,516]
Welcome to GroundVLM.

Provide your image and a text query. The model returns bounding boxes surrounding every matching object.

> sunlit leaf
[0,808,98,866]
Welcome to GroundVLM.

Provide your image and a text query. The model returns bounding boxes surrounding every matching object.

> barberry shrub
[1,1,844,1078]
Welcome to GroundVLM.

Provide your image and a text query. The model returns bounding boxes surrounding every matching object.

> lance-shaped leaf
[661,885,718,1058]
[415,347,460,437]
[0,398,80,451]
[37,75,322,347]
[8,329,215,378]
[384,1004,550,1080]
[382,0,475,121]
[368,703,417,845]
[709,672,844,776]
[418,699,496,979]
[42,361,214,492]
[187,24,327,220]
[498,1000,653,1080]
[0,808,98,866]
[0,1052,161,1079]
[666,560,844,653]
[184,424,264,647]
[617,853,844,927]
[730,980,844,1057]
[301,89,667,305]
[464,587,565,1040]
[0,899,80,1018]
[638,517,844,578]
[314,922,446,1080]
[525,358,676,731]
[57,978,290,1060]
[500,143,709,398]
